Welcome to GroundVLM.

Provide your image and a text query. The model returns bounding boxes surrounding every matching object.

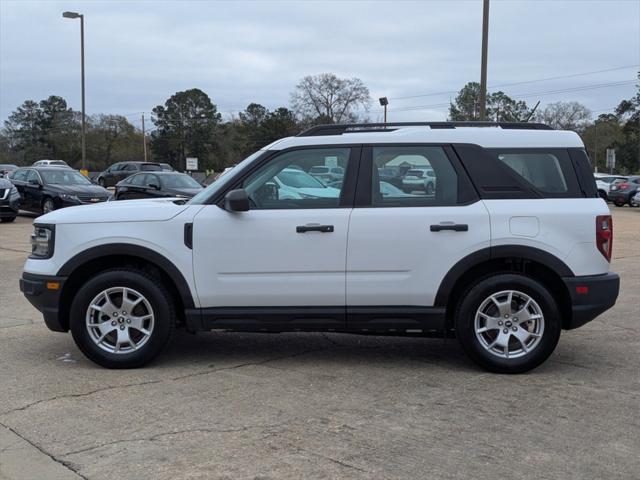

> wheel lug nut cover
[512,326,517,331]
[111,321,116,326]
[503,328,508,334]
[119,325,125,330]
[498,321,503,326]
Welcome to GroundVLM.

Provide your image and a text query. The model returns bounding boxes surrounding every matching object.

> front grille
[78,195,107,203]
[0,189,6,200]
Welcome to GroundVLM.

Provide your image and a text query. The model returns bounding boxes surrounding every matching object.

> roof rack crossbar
[297,121,552,136]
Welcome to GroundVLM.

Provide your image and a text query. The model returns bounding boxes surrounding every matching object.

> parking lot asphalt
[1,208,639,480]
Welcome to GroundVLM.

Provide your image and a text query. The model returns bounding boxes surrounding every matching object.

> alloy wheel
[474,290,545,359]
[85,287,155,354]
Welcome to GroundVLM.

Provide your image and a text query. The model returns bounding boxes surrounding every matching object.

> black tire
[98,178,107,188]
[1,216,16,223]
[454,273,561,374]
[426,182,435,195]
[614,201,624,207]
[69,268,175,368]
[42,197,56,214]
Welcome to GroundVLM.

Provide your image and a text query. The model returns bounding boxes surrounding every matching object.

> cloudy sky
[1,0,638,128]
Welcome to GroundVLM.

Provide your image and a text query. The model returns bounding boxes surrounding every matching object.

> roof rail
[297,121,553,137]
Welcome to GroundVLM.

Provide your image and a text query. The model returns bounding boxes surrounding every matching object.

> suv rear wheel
[69,268,175,368]
[455,273,561,373]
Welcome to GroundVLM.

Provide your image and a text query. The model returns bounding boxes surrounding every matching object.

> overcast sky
[1,0,639,128]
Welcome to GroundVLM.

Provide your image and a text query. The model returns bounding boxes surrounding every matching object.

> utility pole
[141,114,148,162]
[479,0,490,121]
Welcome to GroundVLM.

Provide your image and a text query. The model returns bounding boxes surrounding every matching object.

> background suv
[20,122,618,373]
[96,161,163,187]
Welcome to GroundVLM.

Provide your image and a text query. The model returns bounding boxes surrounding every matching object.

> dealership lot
[1,208,639,479]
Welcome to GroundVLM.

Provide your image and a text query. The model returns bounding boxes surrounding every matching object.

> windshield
[161,174,202,189]
[278,170,325,188]
[41,170,92,185]
[188,150,265,205]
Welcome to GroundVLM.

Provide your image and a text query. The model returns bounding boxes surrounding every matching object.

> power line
[391,64,639,101]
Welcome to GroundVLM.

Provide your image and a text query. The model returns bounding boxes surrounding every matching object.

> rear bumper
[19,272,68,332]
[607,191,633,203]
[562,272,620,329]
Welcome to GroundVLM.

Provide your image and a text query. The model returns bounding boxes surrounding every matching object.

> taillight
[596,215,613,262]
[618,183,629,190]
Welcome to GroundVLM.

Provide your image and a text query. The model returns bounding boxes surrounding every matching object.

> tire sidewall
[455,274,561,374]
[70,270,173,368]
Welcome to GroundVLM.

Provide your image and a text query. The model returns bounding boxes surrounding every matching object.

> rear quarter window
[487,148,581,198]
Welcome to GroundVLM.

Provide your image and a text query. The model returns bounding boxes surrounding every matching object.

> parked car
[32,159,71,168]
[594,174,627,201]
[0,164,18,178]
[632,190,640,207]
[9,167,111,214]
[608,176,640,207]
[402,167,437,194]
[273,168,341,200]
[19,121,619,373]
[96,162,163,187]
[309,165,345,183]
[114,172,203,200]
[0,177,20,222]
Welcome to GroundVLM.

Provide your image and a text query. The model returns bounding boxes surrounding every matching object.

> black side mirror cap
[224,189,250,212]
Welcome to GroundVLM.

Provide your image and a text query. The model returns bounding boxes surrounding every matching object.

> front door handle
[430,223,469,232]
[296,224,334,233]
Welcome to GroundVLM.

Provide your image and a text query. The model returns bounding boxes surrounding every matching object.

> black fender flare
[57,243,195,308]
[434,245,573,306]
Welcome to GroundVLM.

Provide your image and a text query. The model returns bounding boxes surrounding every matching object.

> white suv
[20,122,619,373]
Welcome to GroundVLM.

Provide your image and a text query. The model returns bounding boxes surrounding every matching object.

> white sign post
[186,157,198,172]
[605,149,615,173]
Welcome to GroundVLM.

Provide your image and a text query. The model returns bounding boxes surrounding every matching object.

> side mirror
[224,188,250,212]
[28,179,40,187]
[148,183,160,190]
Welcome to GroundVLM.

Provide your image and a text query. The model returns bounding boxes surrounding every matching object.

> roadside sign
[606,149,616,169]
[186,157,198,171]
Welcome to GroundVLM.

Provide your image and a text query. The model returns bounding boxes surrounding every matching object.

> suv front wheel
[69,268,175,368]
[455,274,561,373]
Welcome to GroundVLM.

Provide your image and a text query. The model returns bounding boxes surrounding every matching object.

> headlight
[60,193,80,202]
[30,225,55,259]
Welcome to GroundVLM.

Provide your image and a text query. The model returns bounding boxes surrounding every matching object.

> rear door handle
[430,223,469,232]
[296,224,334,233]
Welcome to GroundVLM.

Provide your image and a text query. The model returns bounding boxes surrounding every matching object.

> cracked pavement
[1,209,639,479]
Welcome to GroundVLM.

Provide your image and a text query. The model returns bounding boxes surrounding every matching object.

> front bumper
[562,272,620,329]
[0,194,20,217]
[19,272,68,332]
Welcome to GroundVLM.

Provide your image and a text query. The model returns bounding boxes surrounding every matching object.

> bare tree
[534,101,591,131]
[291,73,371,124]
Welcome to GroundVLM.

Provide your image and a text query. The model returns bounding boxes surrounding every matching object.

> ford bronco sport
[20,122,620,373]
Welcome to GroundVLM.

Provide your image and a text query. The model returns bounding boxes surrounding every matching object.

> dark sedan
[0,177,20,222]
[9,167,111,214]
[114,171,203,200]
[608,176,640,207]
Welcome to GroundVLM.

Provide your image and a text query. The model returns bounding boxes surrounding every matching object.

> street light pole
[479,0,490,121]
[63,11,86,170]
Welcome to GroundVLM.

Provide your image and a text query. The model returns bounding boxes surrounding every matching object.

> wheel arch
[57,244,195,331]
[435,246,574,329]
